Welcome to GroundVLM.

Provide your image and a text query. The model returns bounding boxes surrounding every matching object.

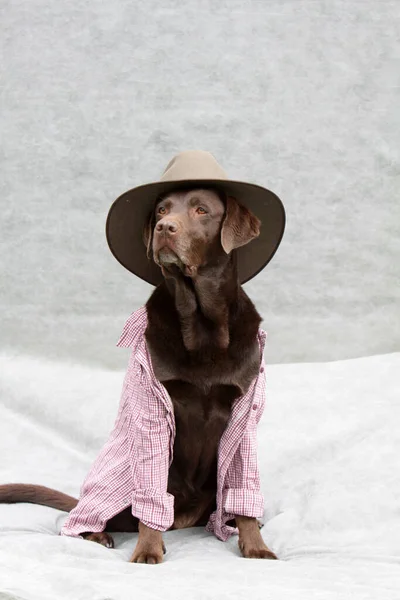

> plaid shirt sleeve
[221,346,267,519]
[126,360,175,531]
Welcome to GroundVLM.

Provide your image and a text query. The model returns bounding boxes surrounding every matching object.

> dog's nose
[156,219,179,234]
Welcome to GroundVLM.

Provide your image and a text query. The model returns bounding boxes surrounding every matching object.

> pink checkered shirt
[60,306,267,542]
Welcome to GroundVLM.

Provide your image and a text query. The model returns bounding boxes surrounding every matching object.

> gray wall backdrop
[1,0,399,369]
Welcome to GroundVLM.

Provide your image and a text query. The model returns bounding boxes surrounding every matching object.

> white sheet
[0,351,399,599]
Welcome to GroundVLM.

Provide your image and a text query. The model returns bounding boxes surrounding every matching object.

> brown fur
[0,188,277,563]
[0,484,78,512]
[236,515,277,559]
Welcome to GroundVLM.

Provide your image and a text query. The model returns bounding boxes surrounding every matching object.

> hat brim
[106,179,286,286]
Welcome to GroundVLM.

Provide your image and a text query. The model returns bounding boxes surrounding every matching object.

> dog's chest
[147,338,259,396]
[163,379,238,501]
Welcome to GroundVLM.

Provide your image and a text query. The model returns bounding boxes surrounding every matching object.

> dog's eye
[196,207,207,214]
[158,206,166,215]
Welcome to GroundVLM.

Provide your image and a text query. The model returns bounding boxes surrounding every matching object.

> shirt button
[252,404,258,410]
[260,366,264,373]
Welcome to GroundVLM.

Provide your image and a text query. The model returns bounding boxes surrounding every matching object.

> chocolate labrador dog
[0,187,276,563]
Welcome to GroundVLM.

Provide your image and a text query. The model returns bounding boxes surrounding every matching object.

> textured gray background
[1,0,399,368]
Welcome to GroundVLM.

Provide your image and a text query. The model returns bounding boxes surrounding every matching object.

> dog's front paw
[130,541,166,565]
[238,538,277,560]
[82,531,114,548]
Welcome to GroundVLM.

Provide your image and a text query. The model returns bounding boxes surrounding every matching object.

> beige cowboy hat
[106,150,286,285]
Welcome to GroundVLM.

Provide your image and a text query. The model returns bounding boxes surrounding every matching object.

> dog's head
[143,187,260,278]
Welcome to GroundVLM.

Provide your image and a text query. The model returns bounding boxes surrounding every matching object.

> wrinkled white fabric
[0,351,399,599]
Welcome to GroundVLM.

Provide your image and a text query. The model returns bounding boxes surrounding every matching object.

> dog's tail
[0,484,78,512]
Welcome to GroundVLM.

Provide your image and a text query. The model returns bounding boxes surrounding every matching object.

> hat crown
[160,150,228,182]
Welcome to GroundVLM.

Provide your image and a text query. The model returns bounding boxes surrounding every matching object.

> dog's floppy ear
[220,196,261,254]
[143,211,155,259]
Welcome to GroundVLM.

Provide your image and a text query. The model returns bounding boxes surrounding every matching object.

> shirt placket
[139,339,176,463]
[214,378,258,530]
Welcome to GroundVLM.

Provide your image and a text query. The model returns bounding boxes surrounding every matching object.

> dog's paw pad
[82,532,115,549]
[247,548,277,559]
[239,541,277,560]
[130,551,164,564]
[130,544,164,564]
